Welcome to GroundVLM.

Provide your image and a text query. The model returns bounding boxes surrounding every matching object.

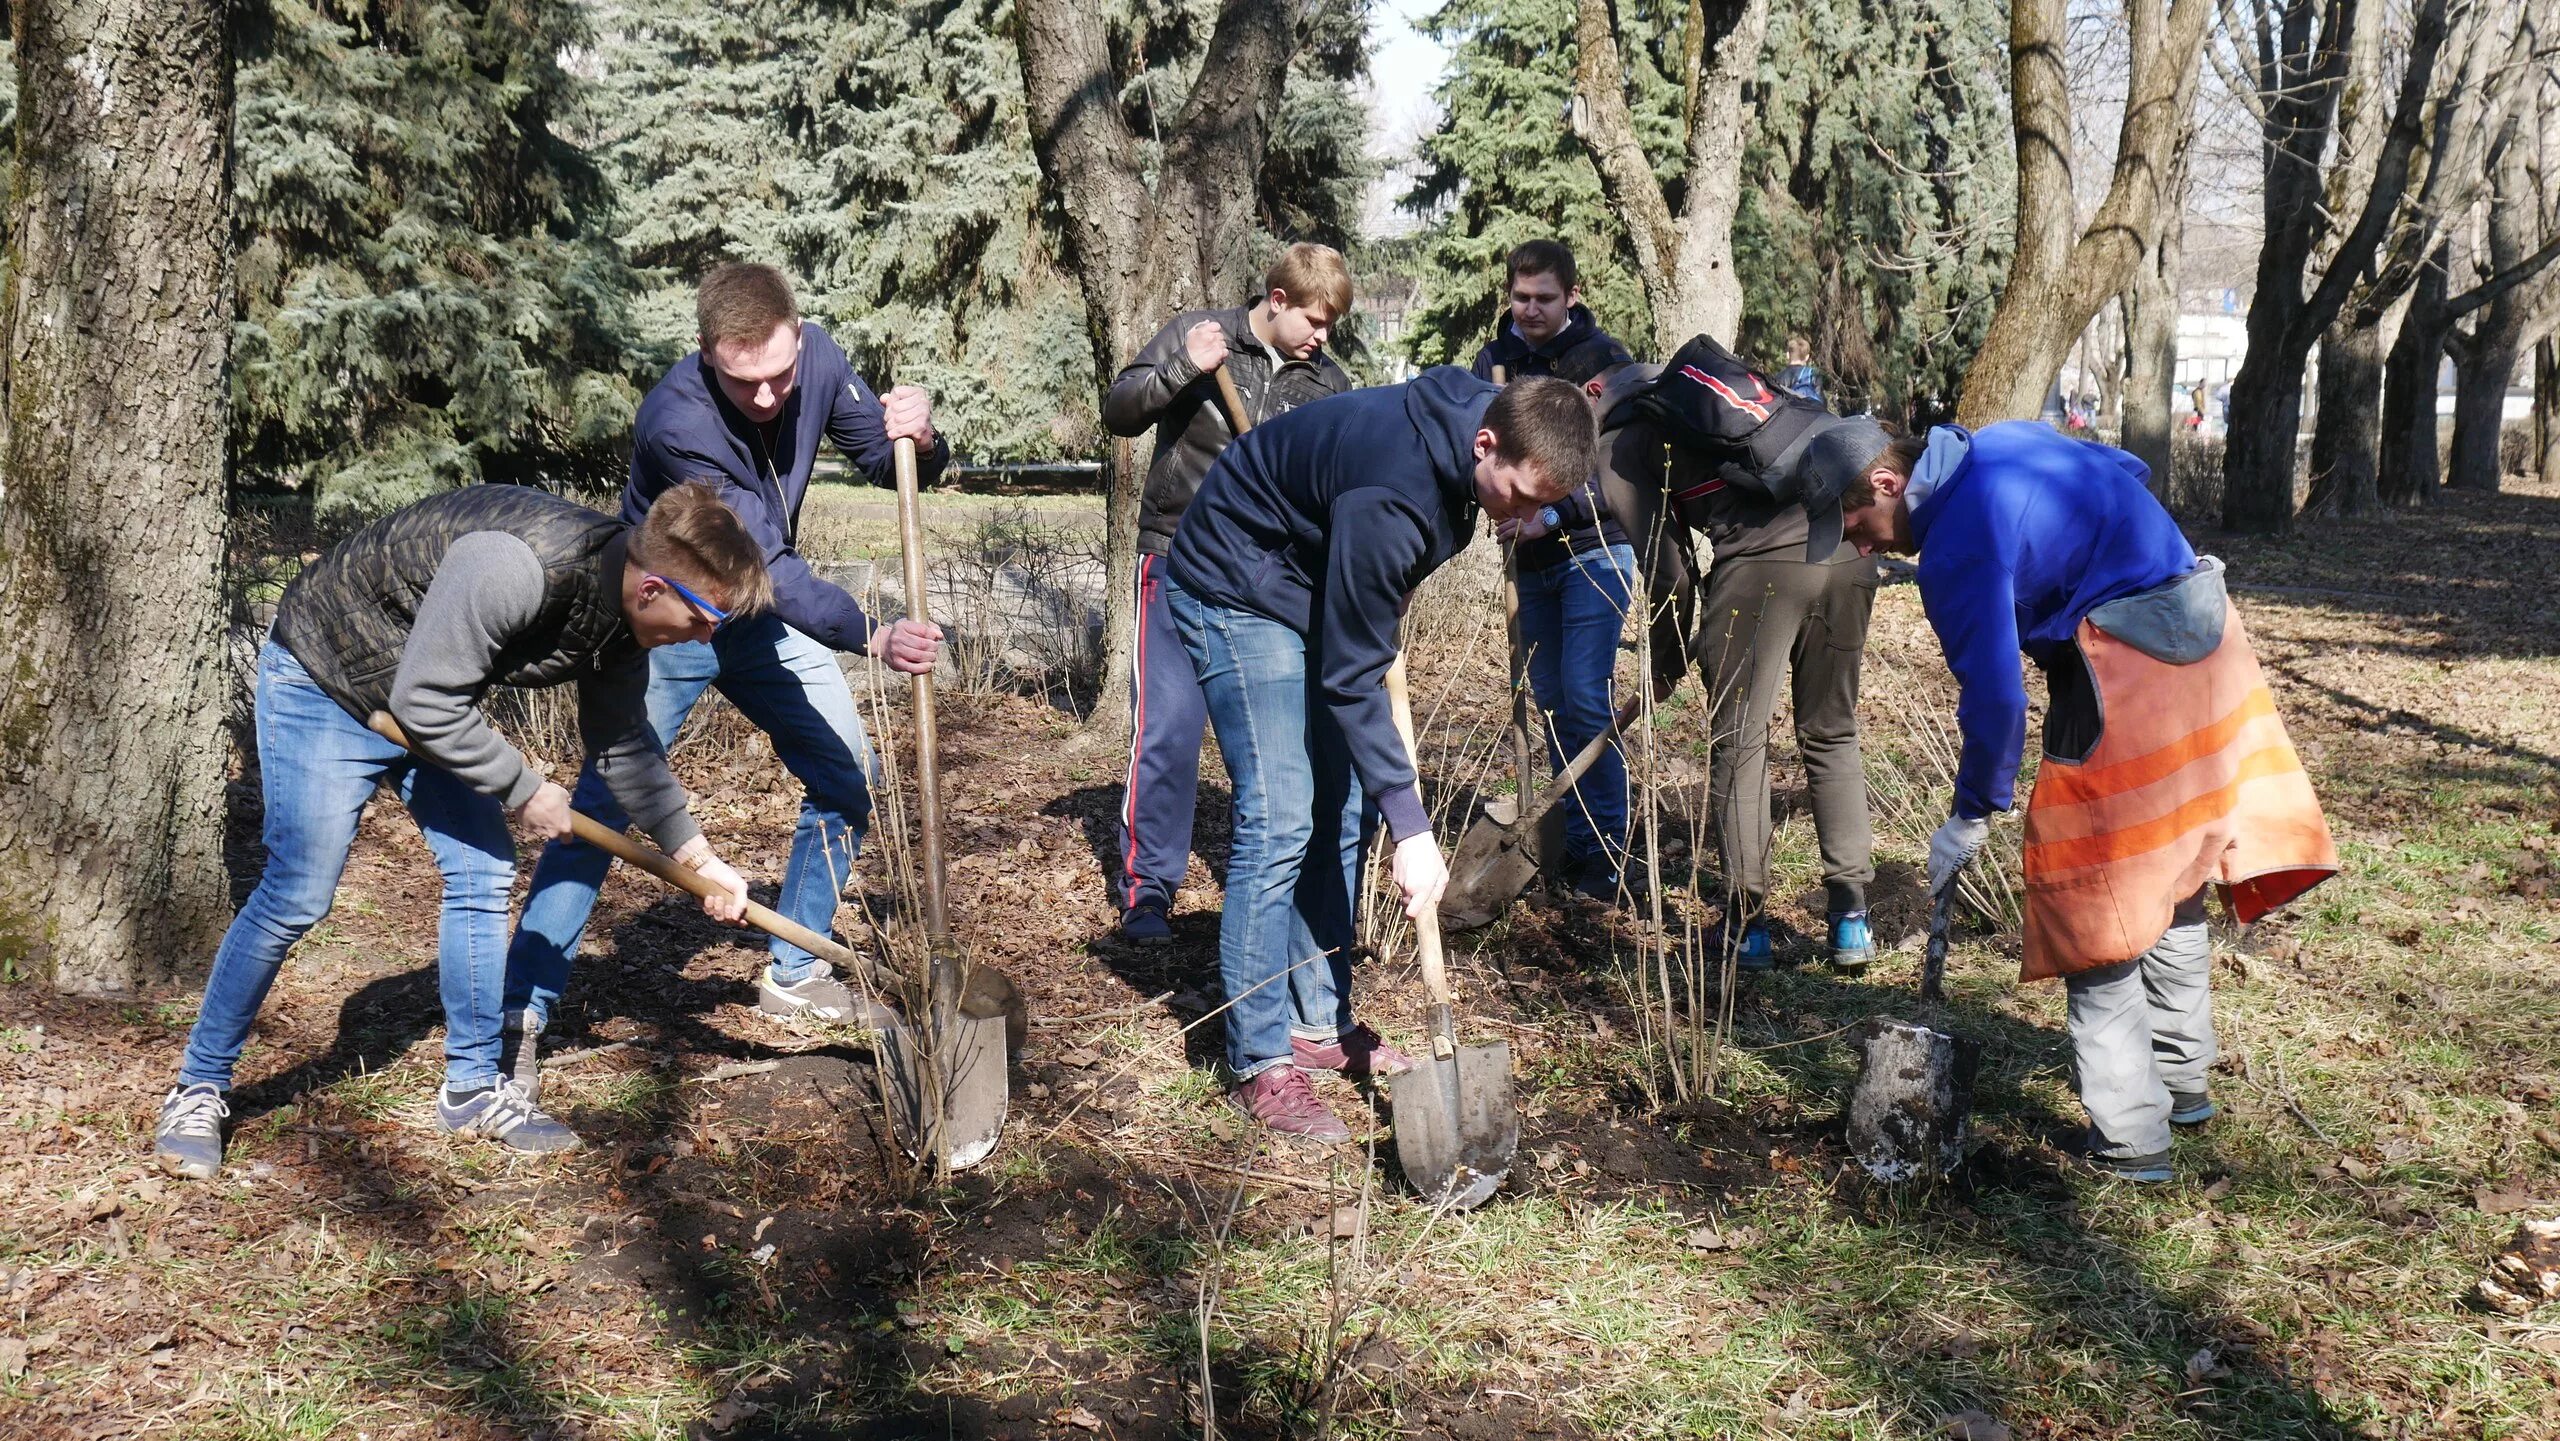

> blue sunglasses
[650,573,730,629]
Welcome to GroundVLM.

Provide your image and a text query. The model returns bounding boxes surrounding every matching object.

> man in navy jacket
[505,264,947,1076]
[1165,368,1597,1141]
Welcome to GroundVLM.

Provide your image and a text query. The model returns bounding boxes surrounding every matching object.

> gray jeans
[1699,552,1878,914]
[2063,890,2216,1157]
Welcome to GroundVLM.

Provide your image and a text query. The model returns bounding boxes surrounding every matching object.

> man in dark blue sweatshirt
[506,263,949,1068]
[1166,368,1598,1141]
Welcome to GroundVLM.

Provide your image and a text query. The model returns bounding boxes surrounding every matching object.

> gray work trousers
[1699,553,1878,915]
[2064,890,2217,1157]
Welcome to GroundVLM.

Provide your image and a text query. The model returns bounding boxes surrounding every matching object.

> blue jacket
[1912,421,2195,819]
[623,324,951,651]
[1167,367,1495,842]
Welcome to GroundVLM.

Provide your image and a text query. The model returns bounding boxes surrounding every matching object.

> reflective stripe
[2033,686,2278,808]
[2026,742,2303,873]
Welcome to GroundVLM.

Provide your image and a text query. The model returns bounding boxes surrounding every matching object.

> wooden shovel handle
[363,712,868,974]
[1517,690,1653,830]
[1489,364,1507,386]
[1382,657,1454,1012]
[892,435,952,946]
[1213,366,1251,435]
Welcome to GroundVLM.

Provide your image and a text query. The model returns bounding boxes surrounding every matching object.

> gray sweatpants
[2063,890,2217,1158]
[1699,553,1878,914]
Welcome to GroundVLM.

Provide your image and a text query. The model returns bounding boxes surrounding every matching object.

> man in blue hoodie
[1166,369,1599,1141]
[505,264,948,1078]
[1839,421,2334,1181]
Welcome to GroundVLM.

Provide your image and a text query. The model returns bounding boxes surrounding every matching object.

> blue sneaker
[1729,918,1775,973]
[436,1079,581,1154]
[1119,902,1172,946]
[1829,911,1875,974]
[154,1083,230,1179]
[2169,1090,2218,1126]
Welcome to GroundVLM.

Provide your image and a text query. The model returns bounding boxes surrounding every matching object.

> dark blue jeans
[1166,581,1362,1080]
[178,641,517,1090]
[506,613,878,1024]
[1516,543,1636,874]
[1116,553,1207,913]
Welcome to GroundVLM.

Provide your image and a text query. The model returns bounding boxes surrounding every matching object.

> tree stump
[1846,1019,1981,1181]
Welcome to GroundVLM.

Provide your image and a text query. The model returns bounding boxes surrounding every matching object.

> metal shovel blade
[1440,812,1541,931]
[1390,1040,1517,1209]
[878,1001,1009,1170]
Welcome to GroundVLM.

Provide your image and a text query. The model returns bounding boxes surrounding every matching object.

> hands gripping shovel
[874,434,1011,1172]
[1383,659,1518,1209]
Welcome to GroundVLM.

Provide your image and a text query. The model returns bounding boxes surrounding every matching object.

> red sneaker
[1291,1024,1416,1080]
[1229,1065,1353,1143]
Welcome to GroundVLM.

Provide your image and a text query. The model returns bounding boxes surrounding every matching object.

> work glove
[1927,814,1991,898]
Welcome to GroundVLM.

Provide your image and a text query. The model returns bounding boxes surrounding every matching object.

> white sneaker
[757,966,895,1027]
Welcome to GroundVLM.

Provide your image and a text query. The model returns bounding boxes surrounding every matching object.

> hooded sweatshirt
[1910,422,2197,820]
[1166,367,1496,843]
[1471,304,1636,572]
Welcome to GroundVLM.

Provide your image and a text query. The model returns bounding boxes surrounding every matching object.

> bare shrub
[927,503,1105,708]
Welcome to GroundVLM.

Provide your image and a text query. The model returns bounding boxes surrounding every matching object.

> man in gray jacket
[1102,243,1354,944]
[155,484,772,1179]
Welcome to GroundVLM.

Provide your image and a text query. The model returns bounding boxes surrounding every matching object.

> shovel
[1383,658,1516,1209]
[874,434,1009,1172]
[1919,883,1956,1003]
[1440,691,1649,930]
[365,713,897,1024]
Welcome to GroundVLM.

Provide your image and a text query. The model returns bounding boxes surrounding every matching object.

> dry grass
[7,477,2560,1439]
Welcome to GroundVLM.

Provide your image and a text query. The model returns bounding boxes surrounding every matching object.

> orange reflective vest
[2020,607,2337,981]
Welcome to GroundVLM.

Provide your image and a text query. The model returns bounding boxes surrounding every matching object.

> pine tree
[231,0,655,518]
[591,0,1099,462]
[1404,0,2013,414]
[1735,0,2013,416]
[590,0,1374,463]
[1402,0,1667,367]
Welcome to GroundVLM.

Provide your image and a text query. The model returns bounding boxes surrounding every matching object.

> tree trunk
[2378,251,2451,507]
[1015,0,1309,739]
[2448,128,2537,492]
[2302,308,2386,515]
[0,0,235,992]
[2447,340,2522,491]
[1573,0,1768,351]
[1956,0,2210,425]
[2538,339,2560,486]
[2123,149,2191,494]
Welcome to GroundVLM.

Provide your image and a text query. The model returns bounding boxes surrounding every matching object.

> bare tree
[0,0,234,992]
[1571,0,1770,351]
[1015,1,1323,736]
[2449,40,2560,492]
[2217,0,2482,533]
[2123,138,2195,493]
[1955,0,2213,426]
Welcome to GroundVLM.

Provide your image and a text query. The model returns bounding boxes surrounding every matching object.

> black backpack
[1622,334,1834,508]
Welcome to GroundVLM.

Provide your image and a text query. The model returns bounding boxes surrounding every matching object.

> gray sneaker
[436,1078,581,1154]
[758,965,894,1026]
[502,1008,544,1105]
[2168,1089,2218,1126]
[154,1083,230,1179]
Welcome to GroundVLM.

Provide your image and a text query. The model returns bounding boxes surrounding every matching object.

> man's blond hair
[634,483,775,615]
[1264,242,1354,315]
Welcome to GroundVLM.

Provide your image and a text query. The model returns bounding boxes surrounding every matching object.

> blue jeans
[178,642,517,1091]
[1516,543,1636,874]
[507,614,879,1023]
[1167,582,1362,1080]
